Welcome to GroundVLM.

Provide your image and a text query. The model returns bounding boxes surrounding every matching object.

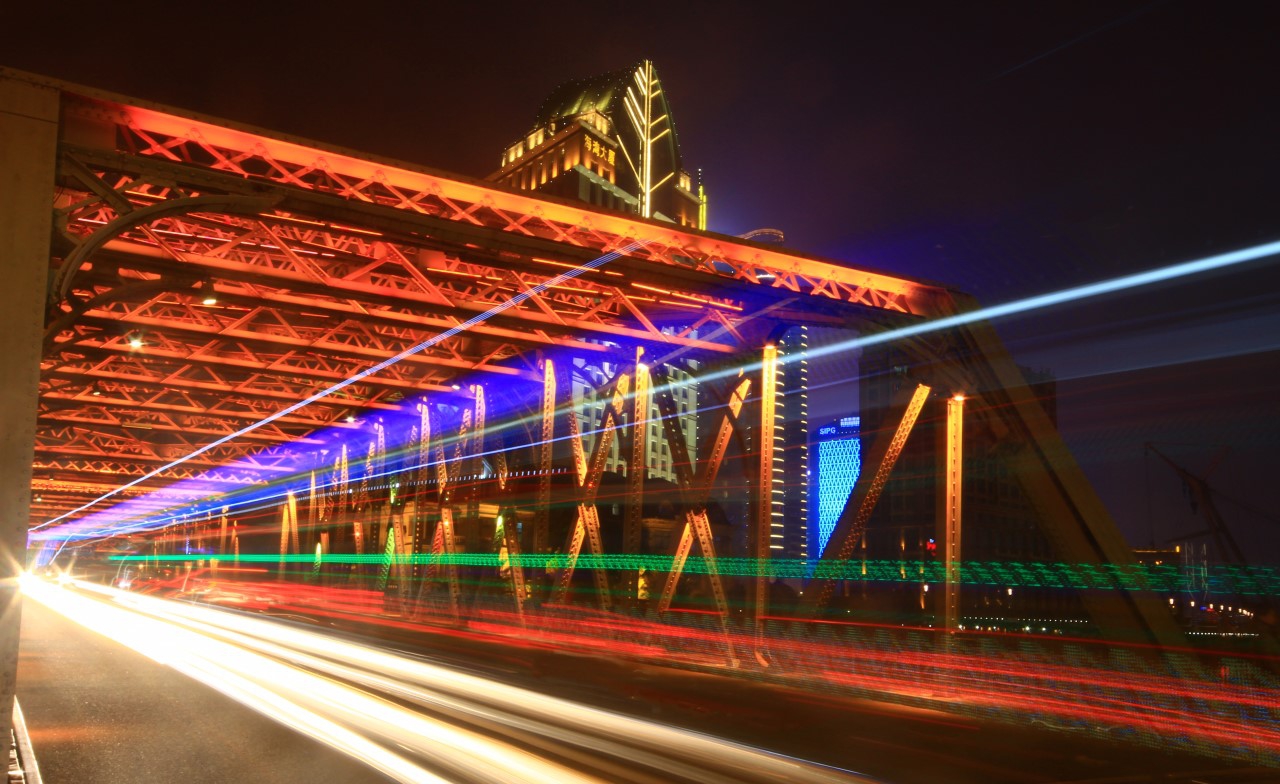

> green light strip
[106,554,1280,595]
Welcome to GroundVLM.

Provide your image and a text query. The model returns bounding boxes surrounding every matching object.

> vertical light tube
[535,359,555,561]
[626,350,649,602]
[944,395,965,632]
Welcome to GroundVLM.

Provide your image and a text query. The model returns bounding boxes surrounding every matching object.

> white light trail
[21,576,447,783]
[27,578,867,783]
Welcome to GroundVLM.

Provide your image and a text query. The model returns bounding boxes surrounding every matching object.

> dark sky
[6,1,1279,559]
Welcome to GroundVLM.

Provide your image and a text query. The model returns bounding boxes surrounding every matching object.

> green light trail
[107,554,1280,595]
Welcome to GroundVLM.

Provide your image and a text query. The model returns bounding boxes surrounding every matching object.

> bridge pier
[0,72,59,740]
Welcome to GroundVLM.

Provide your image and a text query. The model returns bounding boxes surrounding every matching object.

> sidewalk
[8,699,41,784]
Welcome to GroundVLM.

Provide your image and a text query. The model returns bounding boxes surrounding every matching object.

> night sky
[6,1,1279,559]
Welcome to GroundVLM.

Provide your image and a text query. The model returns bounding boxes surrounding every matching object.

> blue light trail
[807,239,1280,364]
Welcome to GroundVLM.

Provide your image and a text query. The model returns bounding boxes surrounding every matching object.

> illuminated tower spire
[490,61,702,228]
[619,60,674,219]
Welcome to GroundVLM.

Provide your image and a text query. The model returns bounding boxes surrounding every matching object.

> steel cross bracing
[551,367,630,610]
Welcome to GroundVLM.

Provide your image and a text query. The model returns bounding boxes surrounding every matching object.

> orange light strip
[270,214,329,228]
[103,102,932,313]
[531,257,624,277]
[326,222,384,237]
[632,282,742,311]
[427,268,483,279]
[631,282,672,295]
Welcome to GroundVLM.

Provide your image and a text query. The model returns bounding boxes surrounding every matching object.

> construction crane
[1146,443,1278,649]
[1146,443,1249,569]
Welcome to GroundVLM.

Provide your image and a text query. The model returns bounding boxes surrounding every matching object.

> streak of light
[103,553,1280,596]
[807,238,1280,364]
[22,578,608,783]
[20,576,445,783]
[27,577,868,784]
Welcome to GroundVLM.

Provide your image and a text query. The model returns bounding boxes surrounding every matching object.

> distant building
[573,354,696,484]
[853,345,1083,631]
[811,415,862,559]
[494,63,704,484]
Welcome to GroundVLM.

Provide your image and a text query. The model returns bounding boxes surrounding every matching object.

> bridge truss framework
[1,69,1182,675]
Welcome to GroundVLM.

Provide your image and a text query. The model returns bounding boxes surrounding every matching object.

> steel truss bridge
[0,67,1182,655]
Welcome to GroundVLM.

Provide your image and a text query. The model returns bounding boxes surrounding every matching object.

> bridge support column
[0,72,59,740]
[624,350,648,607]
[751,344,778,643]
[941,394,964,632]
[534,359,555,569]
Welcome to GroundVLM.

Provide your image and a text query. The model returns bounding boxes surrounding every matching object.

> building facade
[491,63,706,486]
[573,356,696,484]
[488,62,703,228]
[852,345,1083,631]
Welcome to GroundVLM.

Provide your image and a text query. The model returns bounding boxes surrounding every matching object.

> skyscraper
[856,344,1080,630]
[572,353,696,484]
[497,63,703,484]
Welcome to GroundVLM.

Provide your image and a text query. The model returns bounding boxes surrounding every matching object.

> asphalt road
[15,584,1277,783]
[18,599,396,784]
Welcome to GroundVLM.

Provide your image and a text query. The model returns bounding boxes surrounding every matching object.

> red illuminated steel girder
[51,155,753,358]
[35,425,296,474]
[66,275,597,365]
[45,333,449,408]
[55,89,943,315]
[33,456,268,487]
[49,101,946,370]
[45,352,409,413]
[30,476,206,506]
[40,380,347,431]
[52,320,530,395]
[67,240,620,361]
[51,282,543,385]
[71,214,750,358]
[36,406,318,445]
